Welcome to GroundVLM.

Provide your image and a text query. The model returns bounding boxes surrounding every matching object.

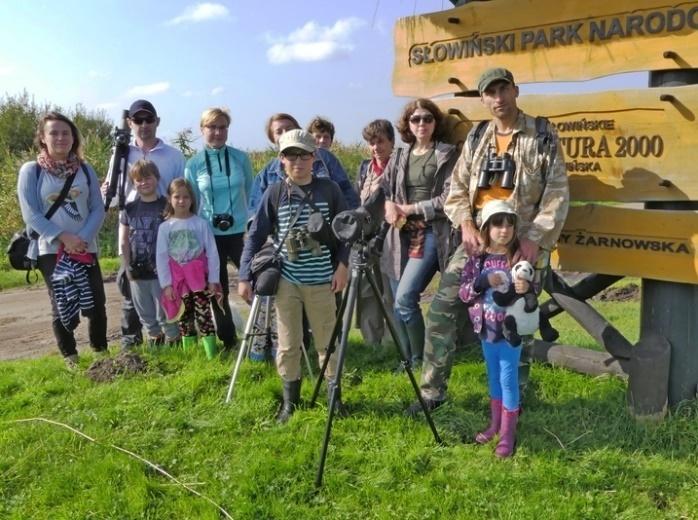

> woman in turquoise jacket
[185,107,253,350]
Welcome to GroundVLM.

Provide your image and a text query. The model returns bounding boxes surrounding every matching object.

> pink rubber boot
[495,408,519,458]
[475,399,502,444]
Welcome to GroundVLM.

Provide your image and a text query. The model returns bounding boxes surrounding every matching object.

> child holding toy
[458,199,529,458]
[156,178,221,359]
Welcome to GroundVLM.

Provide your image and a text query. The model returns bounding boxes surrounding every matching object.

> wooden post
[644,69,698,406]
[627,334,671,421]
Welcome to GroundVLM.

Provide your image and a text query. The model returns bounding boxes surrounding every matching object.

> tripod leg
[365,269,442,444]
[225,294,262,403]
[310,283,350,407]
[300,341,315,380]
[315,267,361,488]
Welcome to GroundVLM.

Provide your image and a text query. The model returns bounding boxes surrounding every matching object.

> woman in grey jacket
[382,99,458,366]
[17,112,107,370]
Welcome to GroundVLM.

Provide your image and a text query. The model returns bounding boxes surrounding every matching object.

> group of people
[17,66,569,458]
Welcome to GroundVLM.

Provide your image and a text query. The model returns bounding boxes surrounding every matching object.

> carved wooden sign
[394,0,698,98]
[436,85,698,202]
[552,205,698,284]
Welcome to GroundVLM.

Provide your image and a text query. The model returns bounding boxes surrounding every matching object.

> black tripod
[310,239,442,487]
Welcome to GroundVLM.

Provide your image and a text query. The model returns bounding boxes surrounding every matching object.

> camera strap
[204,147,235,215]
[272,182,310,256]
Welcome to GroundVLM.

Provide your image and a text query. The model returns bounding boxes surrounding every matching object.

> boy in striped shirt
[239,129,349,423]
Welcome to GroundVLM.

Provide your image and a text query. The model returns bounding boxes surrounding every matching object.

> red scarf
[370,157,387,177]
[37,150,80,179]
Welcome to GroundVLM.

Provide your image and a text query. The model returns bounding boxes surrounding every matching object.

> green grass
[2,311,698,519]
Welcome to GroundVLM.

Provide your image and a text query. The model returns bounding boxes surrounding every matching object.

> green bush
[0,92,371,267]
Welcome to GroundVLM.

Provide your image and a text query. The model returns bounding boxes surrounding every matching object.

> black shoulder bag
[250,182,310,296]
[7,165,81,282]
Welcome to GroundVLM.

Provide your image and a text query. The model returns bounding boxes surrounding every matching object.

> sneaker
[404,398,444,418]
[249,341,267,362]
[146,334,165,349]
[64,354,79,371]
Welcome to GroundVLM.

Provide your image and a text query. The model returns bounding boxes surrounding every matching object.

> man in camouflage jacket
[408,68,569,412]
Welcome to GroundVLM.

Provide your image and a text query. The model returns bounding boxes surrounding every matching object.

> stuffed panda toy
[492,260,539,347]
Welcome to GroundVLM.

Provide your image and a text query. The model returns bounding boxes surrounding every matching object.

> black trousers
[37,254,108,358]
[117,265,143,347]
[213,233,244,347]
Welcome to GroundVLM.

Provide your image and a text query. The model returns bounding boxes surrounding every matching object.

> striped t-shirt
[276,200,333,285]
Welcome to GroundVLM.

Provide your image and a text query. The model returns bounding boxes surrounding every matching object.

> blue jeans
[390,228,439,361]
[482,339,522,411]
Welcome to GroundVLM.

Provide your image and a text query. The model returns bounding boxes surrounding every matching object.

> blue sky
[0,0,645,152]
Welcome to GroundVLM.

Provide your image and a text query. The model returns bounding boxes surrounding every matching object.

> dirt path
[0,271,250,362]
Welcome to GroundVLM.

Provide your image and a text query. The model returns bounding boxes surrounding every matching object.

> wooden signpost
[395,0,698,409]
[394,0,698,98]
[437,85,698,202]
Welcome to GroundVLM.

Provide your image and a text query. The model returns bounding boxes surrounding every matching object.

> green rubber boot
[182,335,198,352]
[201,335,218,360]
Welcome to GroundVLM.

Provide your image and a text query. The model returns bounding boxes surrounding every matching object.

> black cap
[128,99,157,118]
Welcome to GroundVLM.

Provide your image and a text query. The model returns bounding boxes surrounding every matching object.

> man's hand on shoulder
[514,238,539,264]
[461,220,483,255]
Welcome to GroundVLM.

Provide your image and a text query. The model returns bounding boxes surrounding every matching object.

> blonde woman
[185,107,254,350]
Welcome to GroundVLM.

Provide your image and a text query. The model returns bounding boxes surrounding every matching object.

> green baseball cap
[477,68,515,95]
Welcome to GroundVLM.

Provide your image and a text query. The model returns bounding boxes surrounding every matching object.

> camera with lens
[285,226,322,262]
[129,261,156,279]
[212,213,234,231]
[477,148,516,190]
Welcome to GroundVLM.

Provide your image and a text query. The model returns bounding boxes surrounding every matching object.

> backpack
[468,116,556,183]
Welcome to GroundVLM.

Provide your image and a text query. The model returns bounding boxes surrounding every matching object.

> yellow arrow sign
[552,205,698,284]
[436,85,698,202]
[394,0,698,98]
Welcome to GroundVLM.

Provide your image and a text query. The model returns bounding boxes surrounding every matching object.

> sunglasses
[282,151,313,161]
[409,114,435,124]
[132,116,156,125]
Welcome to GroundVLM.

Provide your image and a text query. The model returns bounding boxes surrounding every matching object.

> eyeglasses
[204,125,228,132]
[409,114,435,124]
[282,151,313,161]
[132,116,156,125]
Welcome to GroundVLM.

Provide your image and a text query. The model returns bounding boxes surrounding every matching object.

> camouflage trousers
[419,243,470,401]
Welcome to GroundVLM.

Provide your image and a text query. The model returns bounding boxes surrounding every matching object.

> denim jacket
[247,147,359,219]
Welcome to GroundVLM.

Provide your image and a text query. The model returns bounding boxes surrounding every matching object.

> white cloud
[265,17,366,65]
[126,82,171,96]
[95,102,117,110]
[166,3,229,25]
[210,86,224,95]
[0,64,14,76]
[182,90,195,97]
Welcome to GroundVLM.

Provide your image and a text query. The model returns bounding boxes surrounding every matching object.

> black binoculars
[477,150,516,190]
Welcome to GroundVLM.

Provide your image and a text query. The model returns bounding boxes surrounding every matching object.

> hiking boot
[405,397,444,418]
[276,379,301,424]
[64,354,79,371]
